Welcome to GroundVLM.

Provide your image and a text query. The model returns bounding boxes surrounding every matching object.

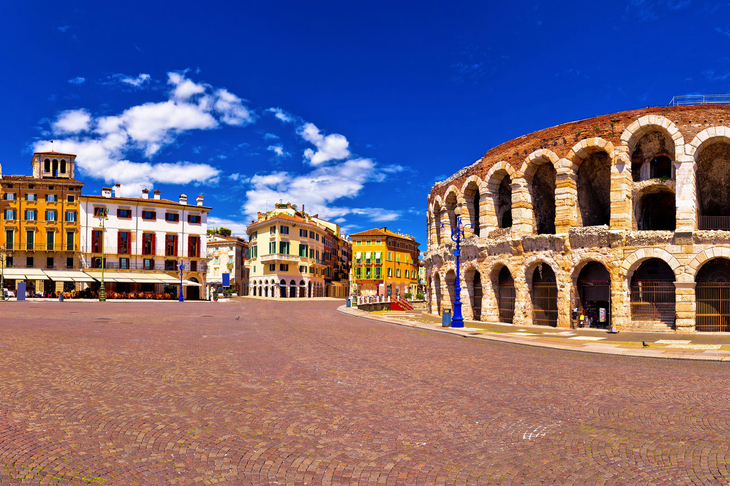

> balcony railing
[699,216,730,231]
[85,261,208,272]
[260,253,301,263]
[5,244,79,252]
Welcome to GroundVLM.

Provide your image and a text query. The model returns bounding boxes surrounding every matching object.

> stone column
[511,177,533,237]
[675,281,696,332]
[610,150,633,231]
[610,271,630,330]
[555,159,577,234]
[675,151,696,232]
[513,270,530,326]
[557,278,572,328]
[482,264,500,323]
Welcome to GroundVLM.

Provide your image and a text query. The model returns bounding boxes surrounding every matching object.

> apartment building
[246,202,350,298]
[206,234,249,296]
[350,227,420,298]
[79,185,210,299]
[0,151,85,295]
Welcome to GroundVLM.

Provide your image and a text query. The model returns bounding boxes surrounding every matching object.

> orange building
[350,227,420,298]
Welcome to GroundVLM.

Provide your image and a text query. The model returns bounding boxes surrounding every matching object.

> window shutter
[196,237,200,257]
[152,234,157,255]
[117,208,121,218]
[118,232,122,254]
[174,235,178,256]
[152,212,156,221]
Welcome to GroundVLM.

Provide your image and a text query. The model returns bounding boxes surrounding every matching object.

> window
[388,268,393,277]
[4,209,14,220]
[280,264,289,271]
[25,193,36,201]
[144,258,154,270]
[299,244,309,257]
[66,257,73,269]
[65,211,76,222]
[250,230,258,239]
[309,231,314,238]
[375,267,381,278]
[165,234,177,256]
[279,241,290,254]
[25,209,36,221]
[366,240,371,245]
[165,260,177,271]
[46,231,55,251]
[142,210,156,220]
[215,256,219,264]
[5,193,15,200]
[366,267,371,278]
[280,225,289,234]
[188,214,201,224]
[93,207,106,217]
[26,230,34,250]
[309,248,314,259]
[316,234,319,241]
[5,256,12,267]
[396,269,401,278]
[250,245,257,258]
[119,258,130,270]
[5,230,13,250]
[118,231,130,254]
[143,233,156,255]
[300,229,307,237]
[66,232,74,251]
[26,256,34,268]
[299,265,306,272]
[117,209,132,219]
[270,225,276,235]
[269,264,275,272]
[92,230,102,253]
[45,194,57,202]
[405,270,409,278]
[47,257,54,268]
[396,253,400,262]
[190,261,197,272]
[188,236,200,257]
[45,210,56,221]
[269,241,277,253]
[67,195,75,203]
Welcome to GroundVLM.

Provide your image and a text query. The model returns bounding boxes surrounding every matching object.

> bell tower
[32,152,76,179]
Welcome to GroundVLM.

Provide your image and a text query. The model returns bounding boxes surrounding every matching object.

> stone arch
[460,175,483,237]
[520,150,559,235]
[634,185,676,231]
[463,261,484,320]
[688,128,730,230]
[571,258,613,328]
[489,262,518,324]
[688,247,730,278]
[566,139,615,228]
[693,256,730,332]
[431,271,442,315]
[566,138,616,168]
[443,186,460,236]
[431,196,443,247]
[622,248,681,280]
[485,162,516,231]
[621,116,684,182]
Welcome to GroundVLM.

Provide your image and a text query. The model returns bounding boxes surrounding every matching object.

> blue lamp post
[441,216,472,328]
[178,259,189,302]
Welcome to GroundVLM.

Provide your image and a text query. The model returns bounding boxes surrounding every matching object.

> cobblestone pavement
[1,299,730,485]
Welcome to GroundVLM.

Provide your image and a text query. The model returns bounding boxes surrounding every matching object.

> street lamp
[98,206,108,302]
[178,259,189,302]
[441,216,473,328]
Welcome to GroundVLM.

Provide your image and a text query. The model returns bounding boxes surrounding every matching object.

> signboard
[599,308,607,323]
[222,273,230,288]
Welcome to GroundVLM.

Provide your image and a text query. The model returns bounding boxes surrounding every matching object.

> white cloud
[52,109,92,134]
[228,173,241,181]
[264,133,279,140]
[298,122,350,166]
[34,72,248,189]
[267,144,288,157]
[68,77,85,85]
[267,107,293,123]
[112,73,151,88]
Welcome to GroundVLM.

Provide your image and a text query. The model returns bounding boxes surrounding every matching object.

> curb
[337,306,730,362]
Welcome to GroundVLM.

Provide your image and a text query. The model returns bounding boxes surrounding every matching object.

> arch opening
[432,201,442,246]
[630,258,676,327]
[463,181,480,237]
[529,163,556,235]
[444,191,458,234]
[495,266,515,323]
[299,281,306,298]
[697,141,730,230]
[495,174,512,229]
[630,130,675,182]
[433,273,442,315]
[445,269,456,312]
[290,280,297,298]
[531,264,557,326]
[576,262,611,328]
[577,151,611,227]
[280,279,287,298]
[469,270,482,320]
[695,258,730,332]
[636,188,675,231]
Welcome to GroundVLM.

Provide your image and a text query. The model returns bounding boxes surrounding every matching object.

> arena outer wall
[425,105,730,332]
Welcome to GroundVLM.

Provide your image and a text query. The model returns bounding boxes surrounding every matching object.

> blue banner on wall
[222,273,230,288]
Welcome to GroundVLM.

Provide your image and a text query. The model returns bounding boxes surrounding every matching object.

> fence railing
[668,94,730,106]
[699,216,730,231]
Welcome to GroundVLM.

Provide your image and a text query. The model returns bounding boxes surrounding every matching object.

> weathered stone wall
[425,107,730,332]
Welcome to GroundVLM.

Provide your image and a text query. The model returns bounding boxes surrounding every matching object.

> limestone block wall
[425,106,730,333]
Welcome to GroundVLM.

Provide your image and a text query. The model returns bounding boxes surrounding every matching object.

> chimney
[196,195,204,206]
[153,189,161,200]
[179,194,188,205]
[102,187,112,198]
[142,188,149,199]
[113,183,121,198]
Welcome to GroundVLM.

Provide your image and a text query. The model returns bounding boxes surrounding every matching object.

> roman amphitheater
[425,105,730,333]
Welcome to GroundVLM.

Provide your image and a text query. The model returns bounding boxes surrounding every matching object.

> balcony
[6,244,79,252]
[260,253,301,263]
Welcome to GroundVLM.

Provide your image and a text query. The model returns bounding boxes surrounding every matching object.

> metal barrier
[668,94,730,106]
[698,216,730,231]
[532,283,558,327]
[696,282,730,332]
[630,281,675,325]
[498,282,516,324]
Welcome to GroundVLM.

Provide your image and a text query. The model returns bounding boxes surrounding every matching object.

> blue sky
[1,1,729,248]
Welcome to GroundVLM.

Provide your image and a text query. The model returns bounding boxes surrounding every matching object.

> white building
[79,184,211,299]
[206,234,249,296]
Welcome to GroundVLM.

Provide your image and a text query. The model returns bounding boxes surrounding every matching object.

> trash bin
[442,309,451,327]
[346,298,352,308]
[59,293,64,302]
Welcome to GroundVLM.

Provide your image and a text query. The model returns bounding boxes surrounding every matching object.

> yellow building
[350,227,420,298]
[0,152,84,295]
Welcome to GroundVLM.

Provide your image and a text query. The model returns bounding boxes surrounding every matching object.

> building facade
[246,202,350,298]
[206,234,249,296]
[79,185,210,299]
[350,227,419,298]
[0,152,84,295]
[425,104,730,333]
